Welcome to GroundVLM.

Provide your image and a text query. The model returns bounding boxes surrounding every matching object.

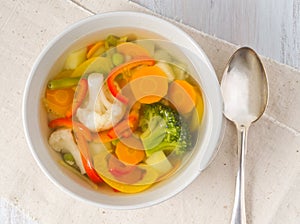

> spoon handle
[230,124,248,224]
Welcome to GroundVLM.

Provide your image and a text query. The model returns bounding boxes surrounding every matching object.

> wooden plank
[132,0,300,70]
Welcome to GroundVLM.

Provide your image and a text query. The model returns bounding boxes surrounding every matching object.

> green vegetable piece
[63,153,75,166]
[145,151,173,176]
[111,139,119,146]
[47,77,80,90]
[112,53,124,66]
[117,36,128,45]
[105,35,119,47]
[140,116,166,150]
[139,103,192,156]
[64,47,87,70]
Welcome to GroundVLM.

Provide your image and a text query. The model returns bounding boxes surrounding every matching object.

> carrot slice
[106,57,155,104]
[87,43,95,52]
[96,130,118,143]
[86,41,105,59]
[115,141,145,165]
[130,65,168,104]
[168,80,197,114]
[116,42,150,58]
[44,88,74,117]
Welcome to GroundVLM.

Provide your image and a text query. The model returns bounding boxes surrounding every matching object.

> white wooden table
[0,0,300,223]
[133,0,300,70]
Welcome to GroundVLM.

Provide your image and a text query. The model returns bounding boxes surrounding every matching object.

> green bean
[47,77,80,90]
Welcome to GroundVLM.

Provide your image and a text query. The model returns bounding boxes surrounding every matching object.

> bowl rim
[22,11,223,209]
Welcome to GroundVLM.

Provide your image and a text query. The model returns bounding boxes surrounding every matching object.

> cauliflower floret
[48,128,86,174]
[76,73,126,132]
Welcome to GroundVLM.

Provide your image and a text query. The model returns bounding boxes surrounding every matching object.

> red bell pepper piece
[112,188,120,192]
[75,132,103,184]
[49,117,102,183]
[108,154,136,177]
[108,154,144,184]
[107,102,141,139]
[48,117,73,129]
[66,77,88,118]
[94,130,118,143]
[107,114,139,139]
[106,57,155,104]
[107,119,130,139]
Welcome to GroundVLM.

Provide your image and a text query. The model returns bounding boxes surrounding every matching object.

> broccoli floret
[139,102,192,156]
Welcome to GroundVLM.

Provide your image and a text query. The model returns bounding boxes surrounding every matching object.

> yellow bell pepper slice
[64,47,87,70]
[93,150,159,193]
[190,88,204,132]
[70,56,113,77]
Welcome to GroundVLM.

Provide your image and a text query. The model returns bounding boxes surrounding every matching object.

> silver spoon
[221,47,268,224]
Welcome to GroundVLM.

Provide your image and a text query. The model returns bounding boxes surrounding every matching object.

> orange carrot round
[130,65,168,104]
[115,141,145,165]
[107,57,156,104]
[44,88,74,116]
[116,42,150,58]
[168,79,197,114]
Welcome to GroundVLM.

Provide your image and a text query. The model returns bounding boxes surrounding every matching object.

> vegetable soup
[44,34,204,193]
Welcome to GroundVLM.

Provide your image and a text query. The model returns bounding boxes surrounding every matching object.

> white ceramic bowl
[23,11,223,209]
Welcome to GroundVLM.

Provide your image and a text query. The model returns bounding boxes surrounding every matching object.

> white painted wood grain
[132,0,300,70]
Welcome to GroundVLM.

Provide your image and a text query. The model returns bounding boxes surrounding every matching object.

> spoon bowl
[221,47,268,224]
[221,47,268,125]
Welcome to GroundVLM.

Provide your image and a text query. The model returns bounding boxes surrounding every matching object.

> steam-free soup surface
[44,34,204,193]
